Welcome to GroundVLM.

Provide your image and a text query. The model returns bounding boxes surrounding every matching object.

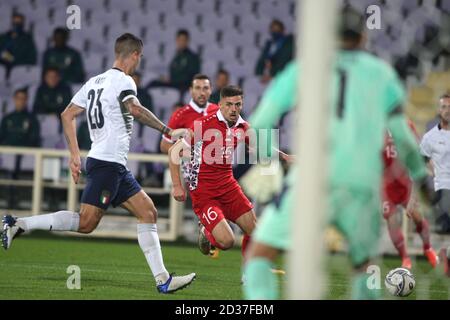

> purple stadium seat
[142,126,163,153]
[37,114,62,149]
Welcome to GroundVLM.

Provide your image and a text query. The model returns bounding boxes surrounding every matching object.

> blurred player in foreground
[243,8,433,300]
[168,86,256,276]
[382,123,438,270]
[2,33,196,294]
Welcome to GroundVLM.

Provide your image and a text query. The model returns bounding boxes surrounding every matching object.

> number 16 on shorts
[203,207,219,225]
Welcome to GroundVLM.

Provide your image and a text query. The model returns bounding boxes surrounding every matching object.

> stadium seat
[242,76,268,98]
[37,114,63,149]
[148,88,180,115]
[107,0,140,12]
[84,53,104,78]
[142,126,164,153]
[0,154,35,172]
[202,13,234,33]
[201,60,219,78]
[243,93,260,115]
[0,65,6,82]
[181,0,215,15]
[165,12,198,30]
[8,66,41,87]
[149,0,179,13]
[74,0,104,12]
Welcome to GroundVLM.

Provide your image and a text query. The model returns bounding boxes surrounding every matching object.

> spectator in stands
[77,120,91,151]
[147,29,200,98]
[0,13,37,76]
[33,67,72,115]
[42,27,85,84]
[209,69,230,104]
[0,88,40,147]
[255,19,294,83]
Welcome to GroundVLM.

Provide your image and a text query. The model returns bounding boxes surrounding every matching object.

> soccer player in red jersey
[160,74,219,154]
[382,120,438,269]
[168,85,256,267]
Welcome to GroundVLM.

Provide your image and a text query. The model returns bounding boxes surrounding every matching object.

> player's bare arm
[61,103,85,184]
[123,97,187,138]
[425,157,435,177]
[160,139,173,154]
[168,139,190,202]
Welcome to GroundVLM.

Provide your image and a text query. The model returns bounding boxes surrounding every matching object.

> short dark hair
[177,29,190,38]
[270,19,285,32]
[44,66,60,75]
[53,27,69,40]
[440,93,450,100]
[14,87,28,96]
[220,85,243,100]
[340,7,365,41]
[217,69,229,78]
[12,12,25,20]
[115,33,143,58]
[190,74,210,87]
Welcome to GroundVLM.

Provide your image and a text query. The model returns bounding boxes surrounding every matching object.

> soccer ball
[384,268,415,297]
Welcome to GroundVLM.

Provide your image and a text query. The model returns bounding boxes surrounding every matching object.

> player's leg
[117,175,195,294]
[434,189,450,233]
[2,157,115,249]
[331,189,381,300]
[243,188,291,300]
[227,186,256,259]
[408,202,438,267]
[439,246,450,277]
[199,204,235,250]
[243,241,281,300]
[234,210,257,260]
[383,200,411,269]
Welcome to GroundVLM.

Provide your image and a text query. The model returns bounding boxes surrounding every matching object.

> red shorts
[191,185,253,233]
[382,181,411,219]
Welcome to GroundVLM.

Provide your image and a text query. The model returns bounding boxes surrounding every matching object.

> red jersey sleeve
[163,109,183,142]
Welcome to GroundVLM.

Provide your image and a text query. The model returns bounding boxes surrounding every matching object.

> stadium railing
[0,146,183,241]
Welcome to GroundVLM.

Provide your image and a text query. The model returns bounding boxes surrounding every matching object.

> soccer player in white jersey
[420,94,450,275]
[2,33,196,294]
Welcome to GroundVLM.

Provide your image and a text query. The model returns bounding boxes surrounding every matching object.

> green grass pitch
[0,233,449,299]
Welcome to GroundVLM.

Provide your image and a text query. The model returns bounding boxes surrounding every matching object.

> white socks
[137,223,170,285]
[17,211,80,232]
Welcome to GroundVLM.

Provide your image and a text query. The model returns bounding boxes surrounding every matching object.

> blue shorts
[81,157,141,210]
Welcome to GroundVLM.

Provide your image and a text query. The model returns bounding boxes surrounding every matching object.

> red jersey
[162,100,219,142]
[382,120,418,203]
[182,110,250,197]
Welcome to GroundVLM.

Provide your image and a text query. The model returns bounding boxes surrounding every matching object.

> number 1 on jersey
[87,88,105,129]
[337,69,347,119]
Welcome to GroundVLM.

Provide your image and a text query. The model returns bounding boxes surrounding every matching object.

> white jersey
[420,124,450,191]
[71,68,137,167]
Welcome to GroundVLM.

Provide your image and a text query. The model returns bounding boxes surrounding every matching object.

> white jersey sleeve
[117,75,138,103]
[419,133,432,158]
[71,83,88,109]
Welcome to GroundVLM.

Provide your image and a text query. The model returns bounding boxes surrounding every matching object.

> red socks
[415,219,431,251]
[242,234,251,258]
[388,224,408,259]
